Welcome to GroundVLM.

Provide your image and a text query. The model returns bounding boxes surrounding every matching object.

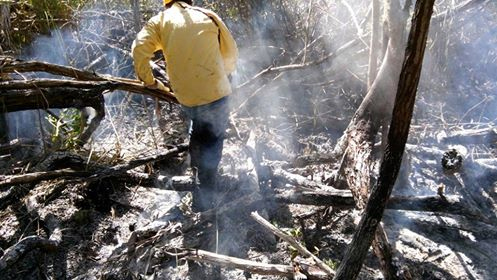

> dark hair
[166,0,193,7]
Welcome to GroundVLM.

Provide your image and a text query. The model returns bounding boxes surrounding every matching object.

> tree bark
[0,233,60,272]
[0,113,7,144]
[0,56,177,103]
[130,0,141,33]
[367,0,381,88]
[333,1,435,279]
[0,143,189,188]
[0,87,105,143]
[0,2,12,50]
[181,248,329,279]
[327,1,413,278]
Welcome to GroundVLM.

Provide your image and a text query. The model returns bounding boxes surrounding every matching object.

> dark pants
[182,96,229,209]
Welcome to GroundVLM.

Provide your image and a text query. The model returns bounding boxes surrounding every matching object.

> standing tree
[329,0,412,278]
[0,1,11,143]
[333,0,436,279]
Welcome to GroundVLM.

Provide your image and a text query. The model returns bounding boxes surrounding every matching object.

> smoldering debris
[2,0,497,279]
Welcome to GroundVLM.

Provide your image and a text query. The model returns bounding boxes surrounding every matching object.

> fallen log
[183,249,294,277]
[0,143,189,188]
[440,127,497,145]
[271,168,355,207]
[0,87,105,143]
[0,55,177,103]
[180,248,329,280]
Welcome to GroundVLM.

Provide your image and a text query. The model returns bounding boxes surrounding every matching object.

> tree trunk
[333,1,435,279]
[329,1,411,278]
[367,0,381,88]
[130,0,141,33]
[0,3,10,143]
[0,2,11,51]
[0,113,7,144]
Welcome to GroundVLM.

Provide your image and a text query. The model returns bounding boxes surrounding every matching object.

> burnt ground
[1,94,497,280]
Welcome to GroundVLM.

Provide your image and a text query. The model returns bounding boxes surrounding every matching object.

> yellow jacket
[131,2,238,106]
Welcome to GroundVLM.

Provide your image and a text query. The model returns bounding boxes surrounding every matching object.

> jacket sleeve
[131,15,162,86]
[206,12,238,74]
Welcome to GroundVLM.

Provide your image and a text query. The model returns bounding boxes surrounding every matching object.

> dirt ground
[1,97,497,280]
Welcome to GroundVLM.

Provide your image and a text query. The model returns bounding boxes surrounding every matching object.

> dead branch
[0,143,189,188]
[235,38,360,91]
[273,184,478,215]
[273,186,354,209]
[271,168,355,207]
[0,138,39,155]
[0,169,90,188]
[440,127,497,145]
[180,248,329,280]
[183,248,294,276]
[251,211,335,276]
[125,171,196,191]
[432,0,490,22]
[0,232,60,271]
[0,55,177,103]
[268,166,482,216]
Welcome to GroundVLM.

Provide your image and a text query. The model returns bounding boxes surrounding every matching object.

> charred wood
[0,113,6,144]
[273,183,479,216]
[182,249,296,278]
[0,86,105,144]
[0,138,39,156]
[0,231,61,272]
[0,56,177,103]
[0,143,189,189]
[0,169,90,189]
[440,127,497,145]
[334,1,435,279]
[273,187,354,208]
[125,171,196,191]
[127,192,264,255]
[251,211,335,276]
[180,248,330,280]
[386,194,481,217]
[0,86,105,113]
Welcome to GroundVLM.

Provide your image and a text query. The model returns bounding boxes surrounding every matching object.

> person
[131,0,238,211]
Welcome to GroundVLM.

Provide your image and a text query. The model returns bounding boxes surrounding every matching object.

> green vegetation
[46,108,84,149]
[324,258,339,270]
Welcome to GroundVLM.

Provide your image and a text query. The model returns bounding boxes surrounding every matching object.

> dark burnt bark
[0,56,177,103]
[0,56,177,144]
[1,87,105,143]
[0,113,7,143]
[0,235,59,272]
[327,1,413,278]
[1,87,104,113]
[333,1,435,279]
[0,143,189,189]
[328,2,412,278]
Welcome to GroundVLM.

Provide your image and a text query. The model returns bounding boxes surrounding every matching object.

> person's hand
[146,79,170,93]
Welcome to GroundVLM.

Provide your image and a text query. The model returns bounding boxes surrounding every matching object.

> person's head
[163,0,193,7]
